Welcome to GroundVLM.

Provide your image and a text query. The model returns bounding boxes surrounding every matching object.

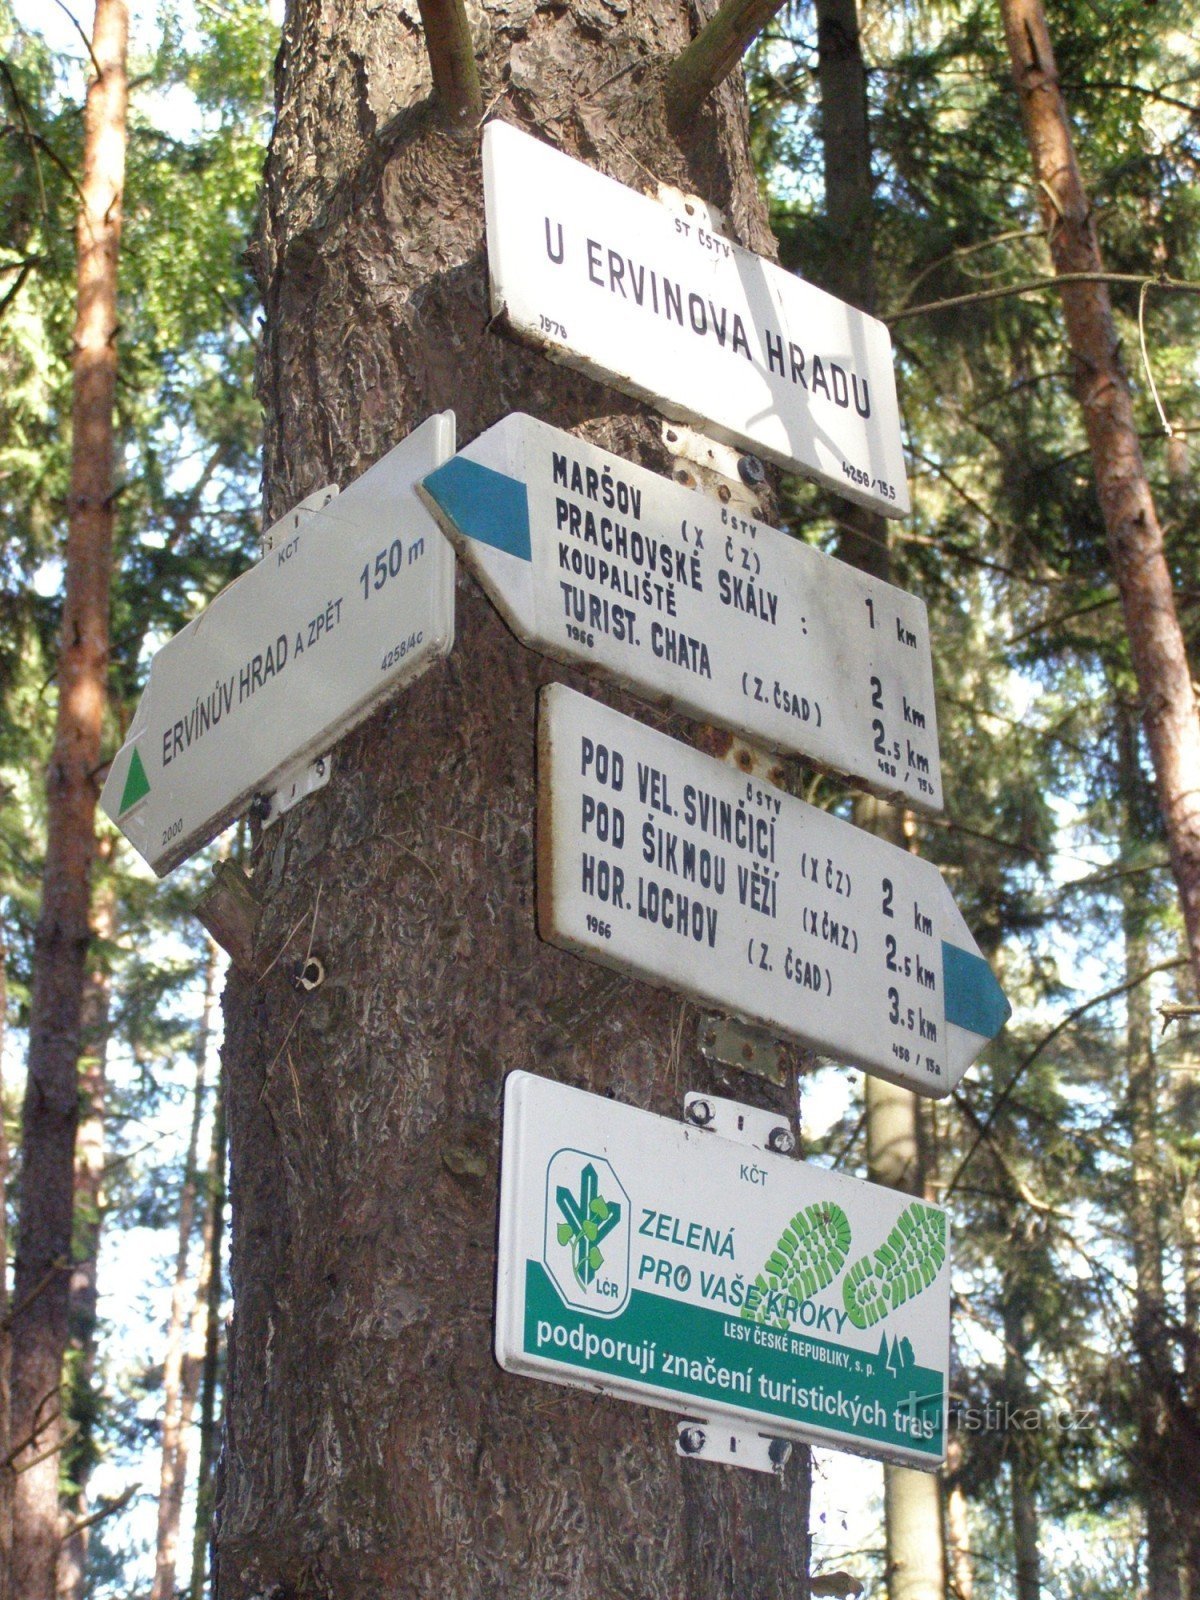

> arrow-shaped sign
[102,413,456,876]
[538,685,1008,1098]
[483,121,909,519]
[420,413,941,810]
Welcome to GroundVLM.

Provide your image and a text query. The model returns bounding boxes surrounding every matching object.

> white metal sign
[101,414,457,875]
[538,685,1008,1097]
[483,121,909,519]
[420,413,940,808]
[496,1070,950,1469]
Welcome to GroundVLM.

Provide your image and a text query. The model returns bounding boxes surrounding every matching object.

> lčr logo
[543,1149,631,1317]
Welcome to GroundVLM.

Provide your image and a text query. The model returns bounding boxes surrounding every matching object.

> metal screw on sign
[685,1098,714,1128]
[768,1439,793,1470]
[737,453,766,488]
[767,1125,796,1156]
[678,1426,706,1456]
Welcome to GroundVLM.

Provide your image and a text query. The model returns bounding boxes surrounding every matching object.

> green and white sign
[496,1071,950,1469]
[100,413,456,875]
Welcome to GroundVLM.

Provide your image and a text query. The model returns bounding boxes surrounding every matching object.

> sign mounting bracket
[675,1420,792,1475]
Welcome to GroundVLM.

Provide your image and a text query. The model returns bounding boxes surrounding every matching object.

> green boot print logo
[842,1202,946,1329]
[556,1162,621,1289]
[743,1198,947,1332]
[742,1202,853,1327]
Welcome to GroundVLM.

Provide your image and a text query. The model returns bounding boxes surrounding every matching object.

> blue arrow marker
[942,941,1011,1039]
[421,457,531,562]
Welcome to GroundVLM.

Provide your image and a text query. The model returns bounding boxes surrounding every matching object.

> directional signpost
[496,1070,950,1469]
[420,412,941,809]
[538,684,1008,1098]
[483,121,909,519]
[102,413,457,876]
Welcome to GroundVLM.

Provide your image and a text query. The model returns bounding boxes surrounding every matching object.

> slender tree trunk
[1117,709,1184,1600]
[215,5,809,1596]
[1172,1006,1200,1600]
[1002,1287,1039,1600]
[57,864,116,1600]
[942,1432,972,1600]
[189,1069,226,1600]
[868,1081,946,1600]
[1,921,12,1600]
[815,7,945,1595]
[10,5,127,1597]
[1000,0,1200,1000]
[151,942,218,1600]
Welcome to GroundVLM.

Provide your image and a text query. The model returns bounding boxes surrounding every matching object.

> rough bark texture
[57,869,115,1600]
[151,942,218,1600]
[215,4,811,1596]
[1000,0,1200,1000]
[10,6,127,1597]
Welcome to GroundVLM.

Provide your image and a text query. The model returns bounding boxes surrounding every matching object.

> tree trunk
[1,920,12,1600]
[189,1068,227,1600]
[942,1433,972,1600]
[215,5,810,1597]
[57,865,116,1600]
[867,1080,945,1600]
[1002,1287,1039,1600]
[1118,708,1184,1600]
[815,8,945,1595]
[999,0,1200,1001]
[10,4,127,1597]
[1182,1150,1200,1600]
[151,941,218,1600]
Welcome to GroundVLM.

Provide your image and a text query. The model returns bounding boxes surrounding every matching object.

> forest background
[0,0,1198,1596]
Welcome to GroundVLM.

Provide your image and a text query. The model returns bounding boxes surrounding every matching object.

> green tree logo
[556,1163,621,1288]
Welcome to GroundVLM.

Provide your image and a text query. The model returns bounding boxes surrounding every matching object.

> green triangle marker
[118,747,150,814]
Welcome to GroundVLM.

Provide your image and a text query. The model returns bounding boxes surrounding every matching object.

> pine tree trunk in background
[942,1433,972,1600]
[151,942,218,1600]
[1,922,12,1600]
[868,1083,945,1600]
[1002,1284,1039,1600]
[189,1072,226,1600]
[215,4,810,1595]
[999,0,1200,1001]
[814,6,946,1596]
[10,5,127,1596]
[57,865,116,1600]
[1118,710,1184,1600]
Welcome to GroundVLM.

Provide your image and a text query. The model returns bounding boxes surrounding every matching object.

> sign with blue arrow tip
[420,413,942,812]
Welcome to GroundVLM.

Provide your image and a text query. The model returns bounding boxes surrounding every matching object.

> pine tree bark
[215,4,809,1596]
[1000,0,1200,1001]
[151,941,218,1600]
[57,866,116,1600]
[10,5,127,1597]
